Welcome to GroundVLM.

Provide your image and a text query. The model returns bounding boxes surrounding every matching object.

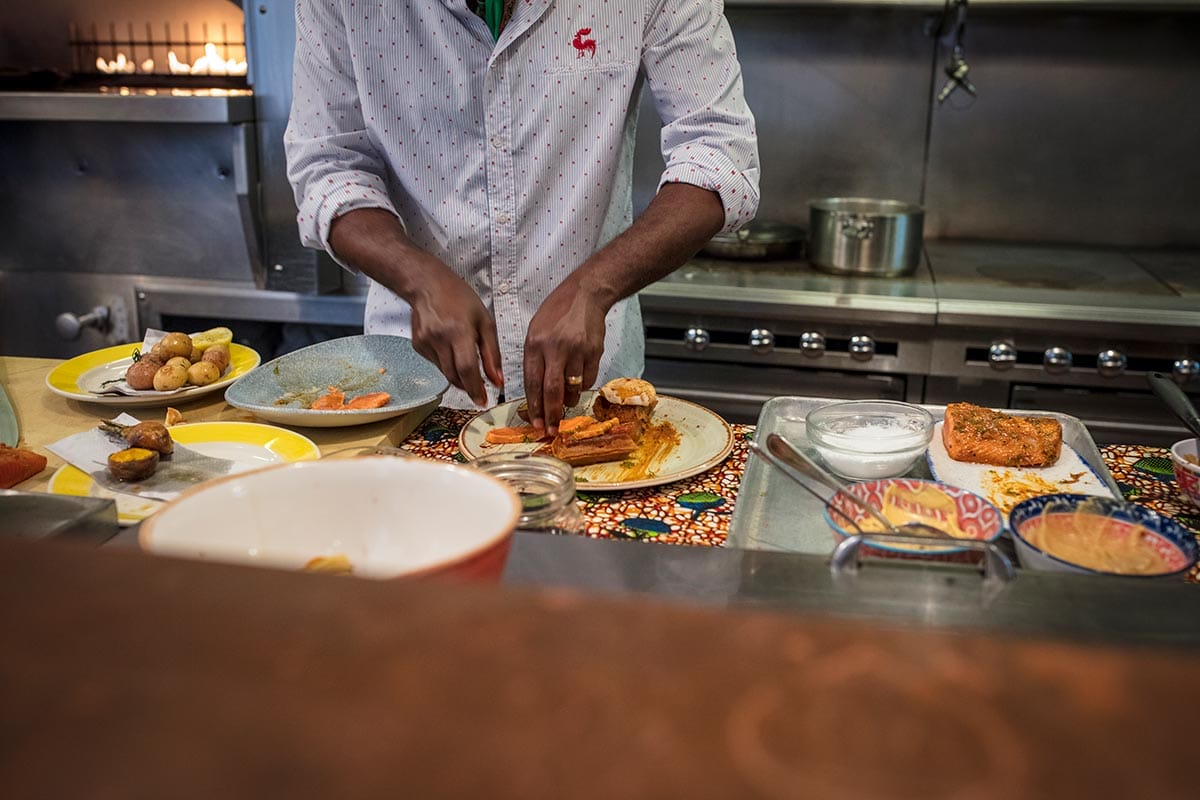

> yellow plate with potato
[45,341,260,408]
[48,421,320,524]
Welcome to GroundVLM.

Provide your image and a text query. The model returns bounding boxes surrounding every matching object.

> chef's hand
[328,209,502,407]
[408,259,503,407]
[524,278,608,436]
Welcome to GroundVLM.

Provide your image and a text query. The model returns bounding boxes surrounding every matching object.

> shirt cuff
[659,157,760,234]
[314,180,402,269]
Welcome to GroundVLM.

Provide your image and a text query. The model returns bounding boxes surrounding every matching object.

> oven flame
[96,52,135,74]
[167,42,247,77]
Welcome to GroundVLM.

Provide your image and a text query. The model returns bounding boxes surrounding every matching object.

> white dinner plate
[458,392,734,491]
[47,421,320,524]
[45,341,260,408]
[926,420,1114,516]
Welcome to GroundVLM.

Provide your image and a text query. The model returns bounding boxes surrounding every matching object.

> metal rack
[67,20,248,84]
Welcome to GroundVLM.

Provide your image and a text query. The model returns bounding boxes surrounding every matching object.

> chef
[285,0,759,434]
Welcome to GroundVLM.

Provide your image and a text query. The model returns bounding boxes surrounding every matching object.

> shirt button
[490,136,503,149]
[498,282,511,294]
[495,212,511,224]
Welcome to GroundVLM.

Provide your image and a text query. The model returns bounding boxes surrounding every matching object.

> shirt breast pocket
[543,59,636,77]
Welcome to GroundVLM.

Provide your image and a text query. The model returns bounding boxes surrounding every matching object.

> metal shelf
[0,90,254,124]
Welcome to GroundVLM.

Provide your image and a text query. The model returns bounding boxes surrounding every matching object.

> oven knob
[1173,359,1199,384]
[987,341,1017,370]
[848,335,875,361]
[55,306,111,340]
[1043,346,1073,373]
[683,327,711,352]
[1097,349,1127,377]
[800,331,825,357]
[748,328,774,354]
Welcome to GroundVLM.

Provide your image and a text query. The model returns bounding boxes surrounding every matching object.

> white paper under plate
[926,421,1114,516]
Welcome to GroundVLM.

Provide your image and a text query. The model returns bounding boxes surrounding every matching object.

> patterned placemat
[1102,444,1199,582]
[399,411,1199,581]
[400,408,751,545]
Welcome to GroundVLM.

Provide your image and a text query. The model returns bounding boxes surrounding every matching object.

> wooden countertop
[2,534,1198,799]
[0,355,420,493]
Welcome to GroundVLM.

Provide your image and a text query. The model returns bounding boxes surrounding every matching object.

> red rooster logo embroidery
[571,27,596,59]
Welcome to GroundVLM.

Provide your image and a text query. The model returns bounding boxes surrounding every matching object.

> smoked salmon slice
[310,387,346,410]
[942,402,1062,468]
[344,392,391,409]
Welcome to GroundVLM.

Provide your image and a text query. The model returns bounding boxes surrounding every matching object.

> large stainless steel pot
[809,198,924,277]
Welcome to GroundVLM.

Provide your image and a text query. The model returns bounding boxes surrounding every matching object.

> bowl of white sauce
[806,400,934,480]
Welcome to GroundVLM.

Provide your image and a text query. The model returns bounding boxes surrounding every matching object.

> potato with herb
[160,332,194,358]
[201,343,230,374]
[153,360,189,391]
[187,360,221,386]
[125,354,165,390]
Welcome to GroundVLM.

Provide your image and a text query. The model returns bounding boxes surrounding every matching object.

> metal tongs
[747,433,1015,582]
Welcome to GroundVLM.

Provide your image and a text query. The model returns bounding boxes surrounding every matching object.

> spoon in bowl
[759,432,951,540]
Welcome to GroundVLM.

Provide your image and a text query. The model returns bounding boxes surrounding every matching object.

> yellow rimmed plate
[458,392,735,491]
[48,421,320,524]
[45,341,260,407]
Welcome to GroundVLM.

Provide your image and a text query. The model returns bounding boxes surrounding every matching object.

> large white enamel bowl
[139,457,520,581]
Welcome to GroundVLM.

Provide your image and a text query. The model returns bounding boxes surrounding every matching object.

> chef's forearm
[572,182,726,309]
[328,208,442,304]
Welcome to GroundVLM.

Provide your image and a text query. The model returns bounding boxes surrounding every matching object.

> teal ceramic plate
[0,382,17,447]
[224,335,448,428]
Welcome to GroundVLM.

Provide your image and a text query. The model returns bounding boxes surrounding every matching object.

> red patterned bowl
[824,477,1004,556]
[1171,438,1200,509]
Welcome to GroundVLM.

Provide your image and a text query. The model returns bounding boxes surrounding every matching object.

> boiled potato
[160,332,194,358]
[188,346,205,363]
[165,356,191,371]
[149,341,174,362]
[125,356,164,390]
[153,361,189,391]
[201,343,230,374]
[187,361,220,386]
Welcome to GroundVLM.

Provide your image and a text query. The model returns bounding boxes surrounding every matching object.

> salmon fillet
[0,444,48,489]
[942,402,1062,468]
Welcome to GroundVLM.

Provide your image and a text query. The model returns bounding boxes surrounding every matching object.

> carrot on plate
[484,425,546,445]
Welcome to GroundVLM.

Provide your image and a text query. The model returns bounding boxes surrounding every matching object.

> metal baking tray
[727,396,1120,555]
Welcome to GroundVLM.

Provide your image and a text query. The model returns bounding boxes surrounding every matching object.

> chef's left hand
[523,280,608,436]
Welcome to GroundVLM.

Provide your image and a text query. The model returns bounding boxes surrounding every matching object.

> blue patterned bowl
[1009,493,1198,580]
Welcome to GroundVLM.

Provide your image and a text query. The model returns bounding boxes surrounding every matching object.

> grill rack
[68,21,248,87]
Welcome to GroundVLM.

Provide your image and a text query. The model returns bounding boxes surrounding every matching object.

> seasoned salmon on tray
[942,402,1062,468]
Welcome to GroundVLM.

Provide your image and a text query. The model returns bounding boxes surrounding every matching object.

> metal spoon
[1147,372,1200,439]
[761,432,950,539]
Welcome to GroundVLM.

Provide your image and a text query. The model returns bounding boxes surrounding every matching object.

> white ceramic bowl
[1170,438,1200,509]
[140,457,520,580]
[806,400,934,480]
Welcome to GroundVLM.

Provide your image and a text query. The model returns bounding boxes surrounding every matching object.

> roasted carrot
[556,416,596,434]
[484,425,546,445]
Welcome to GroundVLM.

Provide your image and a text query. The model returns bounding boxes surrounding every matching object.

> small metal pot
[809,198,924,277]
[701,221,805,261]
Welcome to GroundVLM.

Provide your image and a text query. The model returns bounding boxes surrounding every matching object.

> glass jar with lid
[468,452,585,536]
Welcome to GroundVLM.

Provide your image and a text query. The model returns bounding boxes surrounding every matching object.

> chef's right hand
[407,257,503,407]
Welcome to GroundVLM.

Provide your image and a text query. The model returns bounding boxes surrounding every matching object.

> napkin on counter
[46,413,235,502]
